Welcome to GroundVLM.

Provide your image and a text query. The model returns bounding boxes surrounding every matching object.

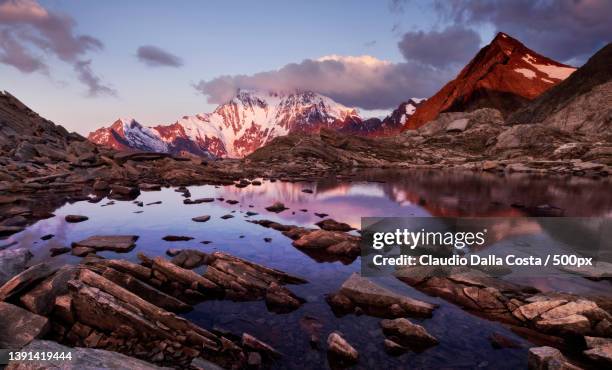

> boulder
[72,235,138,253]
[535,314,591,335]
[380,318,438,349]
[0,302,49,349]
[327,332,358,363]
[336,273,435,317]
[0,248,32,285]
[527,346,582,370]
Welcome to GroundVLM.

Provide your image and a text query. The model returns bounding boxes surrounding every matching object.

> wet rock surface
[71,235,139,253]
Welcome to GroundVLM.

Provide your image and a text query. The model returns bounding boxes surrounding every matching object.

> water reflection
[1,169,611,369]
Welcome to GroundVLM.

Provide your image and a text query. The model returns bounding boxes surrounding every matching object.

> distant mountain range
[89,32,578,158]
[89,91,424,158]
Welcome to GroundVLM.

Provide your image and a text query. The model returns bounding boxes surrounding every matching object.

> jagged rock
[265,202,288,213]
[0,302,50,349]
[527,346,582,370]
[152,257,219,293]
[315,219,354,232]
[20,265,78,315]
[384,338,408,356]
[332,273,436,318]
[515,299,568,321]
[6,340,169,369]
[380,318,438,349]
[72,235,138,253]
[192,215,211,223]
[0,248,32,285]
[242,333,281,359]
[0,263,58,301]
[65,214,89,223]
[327,332,358,363]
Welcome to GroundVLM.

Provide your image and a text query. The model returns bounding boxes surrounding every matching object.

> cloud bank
[0,0,113,96]
[398,25,481,68]
[137,45,183,67]
[194,55,451,110]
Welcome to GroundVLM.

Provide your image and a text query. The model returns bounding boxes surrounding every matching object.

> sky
[0,0,610,135]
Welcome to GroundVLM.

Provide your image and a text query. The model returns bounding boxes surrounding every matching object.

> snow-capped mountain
[404,32,577,129]
[89,90,363,158]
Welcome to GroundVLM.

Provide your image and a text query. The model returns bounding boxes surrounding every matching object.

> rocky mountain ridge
[403,32,576,130]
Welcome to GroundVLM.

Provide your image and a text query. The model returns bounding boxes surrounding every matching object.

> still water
[4,170,612,369]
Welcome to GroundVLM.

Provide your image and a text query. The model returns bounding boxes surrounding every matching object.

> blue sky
[1,0,609,134]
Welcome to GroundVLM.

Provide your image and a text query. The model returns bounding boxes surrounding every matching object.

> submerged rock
[380,318,438,350]
[327,332,358,364]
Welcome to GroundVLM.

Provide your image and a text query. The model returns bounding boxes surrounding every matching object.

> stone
[93,180,109,191]
[6,340,169,369]
[242,333,281,358]
[171,249,208,269]
[162,235,193,242]
[152,257,219,292]
[72,235,139,253]
[191,215,211,223]
[384,338,408,356]
[327,332,358,363]
[584,343,612,366]
[139,183,162,191]
[183,197,214,204]
[220,214,234,219]
[527,346,581,370]
[293,229,360,256]
[515,299,568,321]
[540,300,601,320]
[0,248,32,285]
[380,318,438,349]
[92,259,151,281]
[41,234,54,240]
[446,118,470,132]
[0,225,24,237]
[536,314,591,335]
[72,246,96,257]
[20,265,78,315]
[50,247,71,256]
[65,214,89,223]
[0,302,49,349]
[265,202,288,213]
[315,219,354,232]
[109,184,141,199]
[0,263,58,301]
[337,273,435,317]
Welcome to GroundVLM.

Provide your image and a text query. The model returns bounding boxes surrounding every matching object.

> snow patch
[515,68,537,79]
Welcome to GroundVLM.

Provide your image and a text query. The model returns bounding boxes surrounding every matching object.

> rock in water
[315,219,354,232]
[71,235,139,253]
[265,202,288,213]
[192,215,211,223]
[162,235,194,242]
[65,215,89,223]
[380,318,438,350]
[327,332,358,364]
[0,302,50,349]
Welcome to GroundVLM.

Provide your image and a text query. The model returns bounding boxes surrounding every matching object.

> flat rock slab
[0,263,58,301]
[6,340,169,369]
[72,235,138,253]
[0,302,49,349]
[339,273,436,317]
